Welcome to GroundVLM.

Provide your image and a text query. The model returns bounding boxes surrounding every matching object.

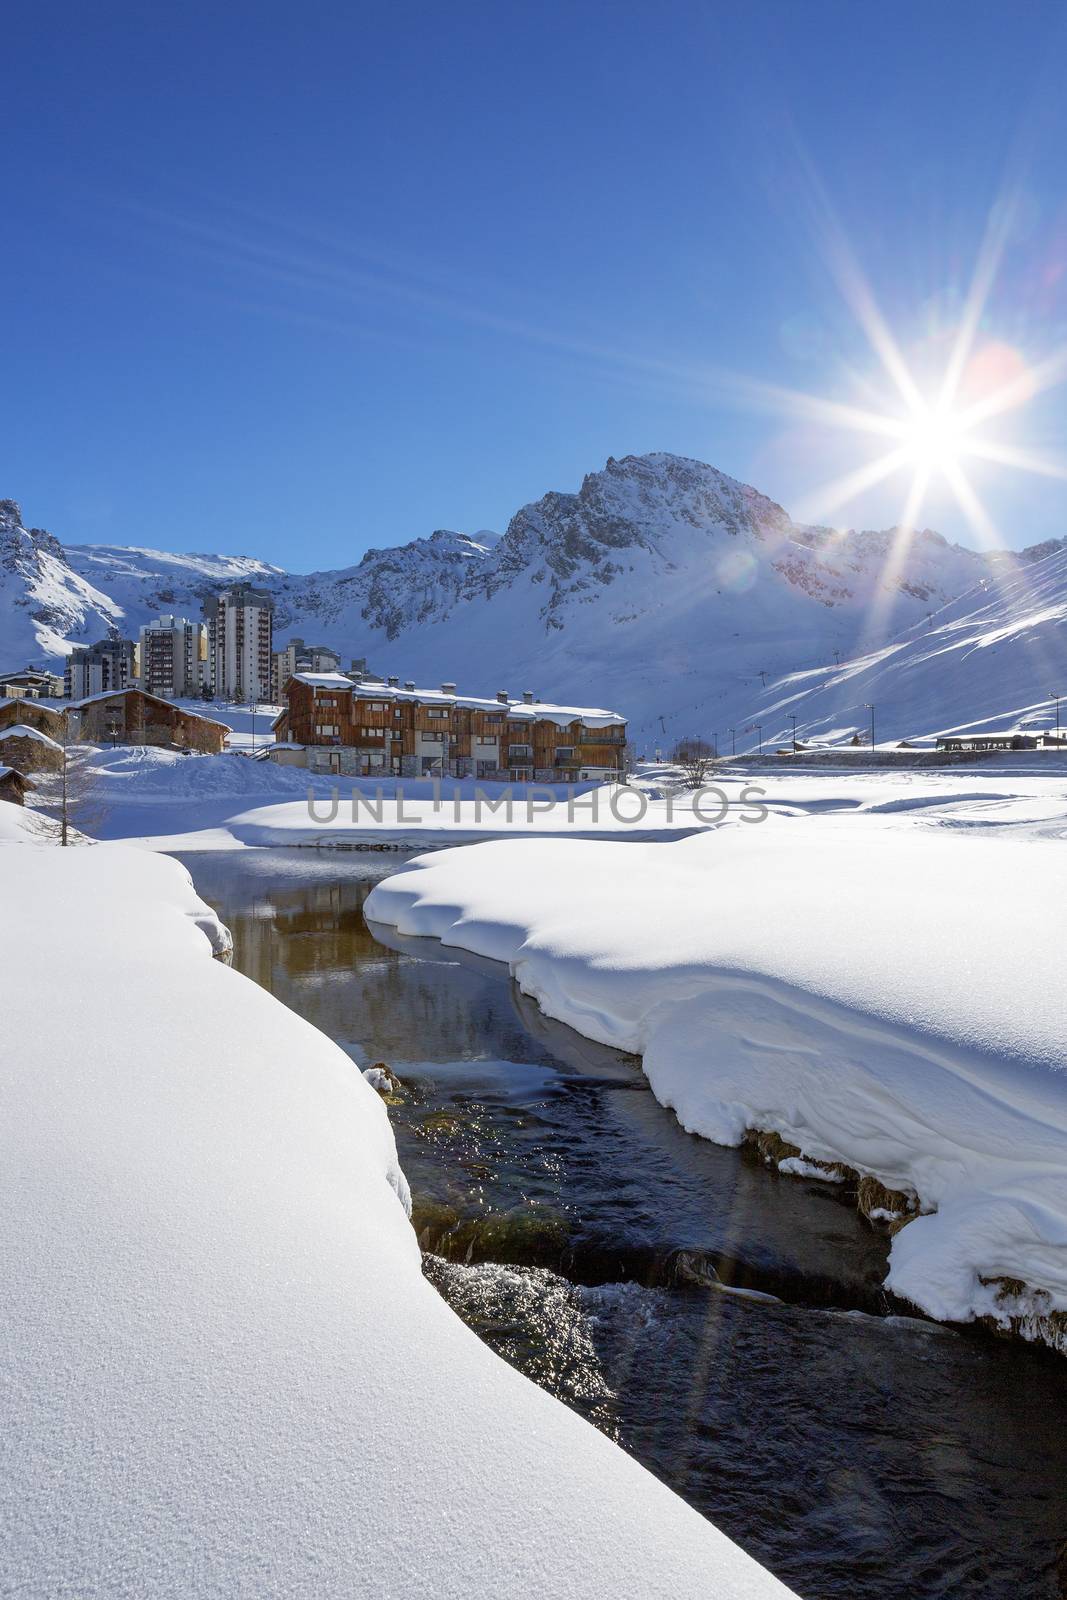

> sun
[899,405,967,473]
[731,190,1067,557]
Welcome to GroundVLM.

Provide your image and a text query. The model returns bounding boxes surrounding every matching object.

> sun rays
[782,233,1066,556]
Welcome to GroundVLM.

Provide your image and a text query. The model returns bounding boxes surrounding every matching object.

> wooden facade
[0,728,63,774]
[68,689,228,754]
[0,766,32,804]
[274,676,627,780]
[0,699,65,740]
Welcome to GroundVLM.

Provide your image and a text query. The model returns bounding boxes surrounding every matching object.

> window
[420,730,446,743]
[317,695,338,707]
[426,707,448,719]
[364,701,387,712]
[360,727,385,739]
[475,736,498,748]
[314,723,340,737]
[554,747,574,761]
[508,744,532,760]
[484,713,503,724]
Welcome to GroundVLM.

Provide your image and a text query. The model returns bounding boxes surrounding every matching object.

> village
[4,576,1066,811]
[0,581,630,802]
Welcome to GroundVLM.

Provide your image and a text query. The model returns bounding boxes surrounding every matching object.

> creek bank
[363,828,1067,1353]
[179,847,1067,1600]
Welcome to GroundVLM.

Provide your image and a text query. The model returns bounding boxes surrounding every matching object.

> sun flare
[742,194,1067,559]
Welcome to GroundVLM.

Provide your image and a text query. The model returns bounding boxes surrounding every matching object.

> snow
[1,836,791,1598]
[24,745,705,851]
[777,1157,846,1183]
[365,772,1067,1343]
[0,722,62,748]
[225,782,701,849]
[289,670,359,688]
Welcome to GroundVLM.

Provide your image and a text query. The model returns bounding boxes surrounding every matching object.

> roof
[0,764,29,782]
[68,687,231,730]
[285,673,625,725]
[289,672,356,689]
[0,725,62,749]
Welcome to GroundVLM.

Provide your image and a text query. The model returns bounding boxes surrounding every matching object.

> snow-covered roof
[288,672,356,689]
[0,724,62,749]
[288,673,625,726]
[67,687,231,731]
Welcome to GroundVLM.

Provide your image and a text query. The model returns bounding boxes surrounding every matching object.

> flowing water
[175,849,1067,1600]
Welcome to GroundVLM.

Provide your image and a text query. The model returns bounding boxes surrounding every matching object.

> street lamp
[729,727,736,756]
[1051,691,1062,743]
[864,702,875,752]
[755,723,763,755]
[788,712,798,752]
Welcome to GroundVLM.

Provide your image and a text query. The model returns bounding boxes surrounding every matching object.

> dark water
[175,849,1067,1600]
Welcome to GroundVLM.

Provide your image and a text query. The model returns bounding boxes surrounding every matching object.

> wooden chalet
[272,673,627,781]
[0,724,64,774]
[0,698,65,740]
[0,765,32,804]
[66,688,229,753]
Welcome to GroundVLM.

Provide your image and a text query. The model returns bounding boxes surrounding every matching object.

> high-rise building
[138,615,208,699]
[65,637,138,700]
[270,640,300,704]
[202,584,274,702]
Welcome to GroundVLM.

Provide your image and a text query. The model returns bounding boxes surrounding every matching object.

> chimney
[404,680,416,692]
[387,676,399,688]
[496,690,509,704]
[522,690,535,704]
[441,681,457,695]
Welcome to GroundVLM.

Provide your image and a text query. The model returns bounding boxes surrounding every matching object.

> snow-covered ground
[28,745,705,850]
[1,814,792,1598]
[366,760,1067,1349]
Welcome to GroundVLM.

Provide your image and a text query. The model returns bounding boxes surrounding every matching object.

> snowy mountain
[742,538,1067,750]
[2,455,1062,742]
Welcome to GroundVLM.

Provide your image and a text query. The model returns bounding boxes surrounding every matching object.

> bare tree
[671,736,717,787]
[54,718,105,845]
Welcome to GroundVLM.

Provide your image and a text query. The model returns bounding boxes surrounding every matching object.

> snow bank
[365,816,1067,1345]
[227,784,703,848]
[0,721,63,748]
[1,837,791,1598]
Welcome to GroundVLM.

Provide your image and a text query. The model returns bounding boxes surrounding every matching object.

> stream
[174,848,1067,1600]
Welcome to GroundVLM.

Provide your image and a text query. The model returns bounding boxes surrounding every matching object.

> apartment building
[272,674,627,780]
[138,615,207,699]
[269,638,345,702]
[64,637,138,700]
[202,584,273,702]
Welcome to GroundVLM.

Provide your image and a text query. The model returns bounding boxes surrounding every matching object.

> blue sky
[5,0,1067,565]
